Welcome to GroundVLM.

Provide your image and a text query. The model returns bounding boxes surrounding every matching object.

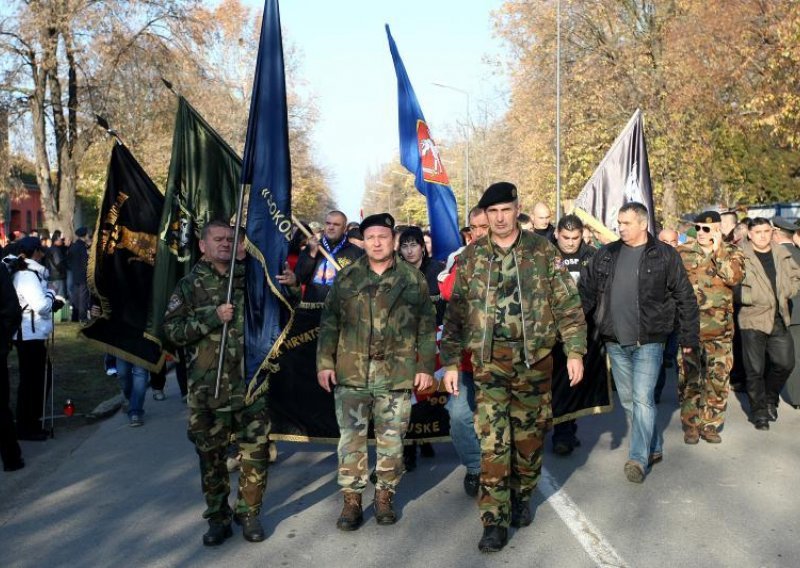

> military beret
[772,216,798,233]
[360,213,395,234]
[478,182,518,209]
[693,211,721,224]
[75,226,89,238]
[17,236,43,256]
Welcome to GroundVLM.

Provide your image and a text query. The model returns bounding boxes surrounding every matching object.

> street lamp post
[432,82,470,227]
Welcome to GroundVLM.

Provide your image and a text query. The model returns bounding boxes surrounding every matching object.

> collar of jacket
[197,257,244,279]
[605,232,658,256]
[486,225,523,256]
[348,253,416,294]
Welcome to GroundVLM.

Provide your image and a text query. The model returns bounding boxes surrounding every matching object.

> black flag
[81,144,165,371]
[574,109,656,233]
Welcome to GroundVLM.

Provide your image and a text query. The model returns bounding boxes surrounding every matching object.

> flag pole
[291,214,342,271]
[214,182,247,399]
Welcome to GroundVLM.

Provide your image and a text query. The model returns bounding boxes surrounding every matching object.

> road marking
[539,468,629,568]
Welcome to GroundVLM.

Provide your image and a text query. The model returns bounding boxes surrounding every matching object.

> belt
[370,353,386,361]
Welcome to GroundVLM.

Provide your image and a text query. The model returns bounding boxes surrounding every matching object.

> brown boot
[684,427,700,445]
[374,489,397,525]
[336,492,363,531]
[700,426,721,444]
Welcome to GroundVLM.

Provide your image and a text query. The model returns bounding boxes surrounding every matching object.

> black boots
[478,526,508,553]
[202,521,233,546]
[235,514,266,542]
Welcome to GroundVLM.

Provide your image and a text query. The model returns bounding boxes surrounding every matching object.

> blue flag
[241,0,294,401]
[386,25,461,261]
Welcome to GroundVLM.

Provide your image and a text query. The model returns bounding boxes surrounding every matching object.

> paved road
[1,374,798,568]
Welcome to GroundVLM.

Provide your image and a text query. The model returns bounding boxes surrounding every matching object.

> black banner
[267,305,451,443]
[81,144,165,371]
[551,325,613,423]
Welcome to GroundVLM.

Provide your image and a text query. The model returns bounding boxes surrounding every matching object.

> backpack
[0,260,23,347]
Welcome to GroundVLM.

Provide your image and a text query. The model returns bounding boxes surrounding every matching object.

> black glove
[52,296,66,312]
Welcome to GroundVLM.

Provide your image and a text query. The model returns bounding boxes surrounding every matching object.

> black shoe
[3,459,25,472]
[510,493,532,528]
[18,430,48,442]
[553,439,573,456]
[463,472,480,498]
[403,445,416,472]
[202,521,233,546]
[419,442,435,458]
[478,526,508,553]
[766,404,778,422]
[235,514,266,542]
[754,419,770,431]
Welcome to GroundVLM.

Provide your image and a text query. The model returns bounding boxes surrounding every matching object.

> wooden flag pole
[571,207,619,243]
[291,214,342,271]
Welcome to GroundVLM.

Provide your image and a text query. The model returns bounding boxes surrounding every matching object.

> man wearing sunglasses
[677,212,745,444]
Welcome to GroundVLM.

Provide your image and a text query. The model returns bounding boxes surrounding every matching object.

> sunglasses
[694,225,712,233]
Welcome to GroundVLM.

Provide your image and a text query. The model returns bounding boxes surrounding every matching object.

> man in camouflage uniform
[317,213,436,531]
[164,220,295,546]
[441,182,587,553]
[677,211,745,444]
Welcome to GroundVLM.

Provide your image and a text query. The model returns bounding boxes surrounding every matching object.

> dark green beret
[478,182,518,209]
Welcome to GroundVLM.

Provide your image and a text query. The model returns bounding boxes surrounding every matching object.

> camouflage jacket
[163,259,245,410]
[316,254,437,390]
[678,241,744,340]
[440,229,587,370]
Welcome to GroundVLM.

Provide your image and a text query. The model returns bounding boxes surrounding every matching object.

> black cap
[693,211,721,224]
[477,182,518,209]
[360,213,395,234]
[75,226,88,238]
[772,216,798,233]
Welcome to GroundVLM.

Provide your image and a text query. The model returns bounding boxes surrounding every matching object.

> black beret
[772,216,798,233]
[75,226,89,237]
[693,211,721,224]
[478,182,518,209]
[360,213,395,234]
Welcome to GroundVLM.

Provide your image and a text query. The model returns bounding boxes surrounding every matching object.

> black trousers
[0,350,22,467]
[149,350,188,396]
[741,321,795,420]
[15,340,52,435]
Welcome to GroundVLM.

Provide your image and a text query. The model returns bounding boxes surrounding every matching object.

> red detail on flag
[416,120,449,185]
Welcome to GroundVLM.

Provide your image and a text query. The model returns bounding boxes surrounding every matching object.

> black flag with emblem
[80,143,166,371]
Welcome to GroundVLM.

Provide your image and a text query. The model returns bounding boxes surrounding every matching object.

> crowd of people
[1,184,799,554]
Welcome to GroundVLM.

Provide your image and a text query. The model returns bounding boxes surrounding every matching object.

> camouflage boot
[374,489,397,525]
[336,492,363,531]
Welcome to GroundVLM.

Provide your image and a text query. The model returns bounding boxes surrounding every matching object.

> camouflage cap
[478,182,517,209]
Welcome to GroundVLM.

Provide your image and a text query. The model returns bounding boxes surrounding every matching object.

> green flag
[147,96,242,348]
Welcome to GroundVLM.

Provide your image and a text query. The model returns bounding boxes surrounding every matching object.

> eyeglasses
[694,225,712,233]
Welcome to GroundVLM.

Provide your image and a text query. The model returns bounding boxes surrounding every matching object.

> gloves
[52,295,66,312]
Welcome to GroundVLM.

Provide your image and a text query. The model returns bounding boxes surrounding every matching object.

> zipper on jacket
[512,249,531,367]
[481,257,493,362]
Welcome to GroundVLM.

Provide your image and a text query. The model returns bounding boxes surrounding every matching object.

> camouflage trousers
[678,339,734,431]
[474,345,552,528]
[334,385,411,494]
[187,398,270,522]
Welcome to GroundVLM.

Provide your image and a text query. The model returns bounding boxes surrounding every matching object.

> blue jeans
[117,359,148,419]
[445,371,480,474]
[606,342,664,469]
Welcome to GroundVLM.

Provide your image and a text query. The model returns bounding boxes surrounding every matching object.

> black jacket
[579,234,699,347]
[294,239,364,303]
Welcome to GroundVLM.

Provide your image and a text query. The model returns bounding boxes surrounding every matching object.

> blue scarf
[312,236,347,286]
